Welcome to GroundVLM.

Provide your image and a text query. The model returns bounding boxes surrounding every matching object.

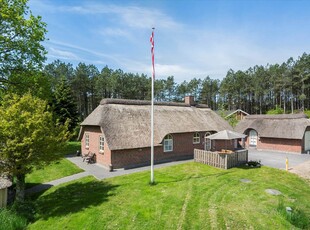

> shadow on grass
[35,180,118,220]
[25,183,42,189]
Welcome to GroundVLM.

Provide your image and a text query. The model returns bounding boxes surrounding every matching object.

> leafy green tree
[0,93,69,202]
[0,0,47,90]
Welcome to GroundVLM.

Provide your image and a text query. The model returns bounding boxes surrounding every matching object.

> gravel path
[289,161,310,180]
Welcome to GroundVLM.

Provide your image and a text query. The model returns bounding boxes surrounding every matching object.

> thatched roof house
[235,113,310,153]
[79,97,232,168]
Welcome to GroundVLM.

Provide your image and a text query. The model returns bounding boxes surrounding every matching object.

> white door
[305,131,310,151]
[249,130,258,147]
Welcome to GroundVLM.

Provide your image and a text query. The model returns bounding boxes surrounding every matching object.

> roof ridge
[100,98,209,108]
[245,113,308,119]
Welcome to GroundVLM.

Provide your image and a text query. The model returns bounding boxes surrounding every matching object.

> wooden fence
[194,149,248,169]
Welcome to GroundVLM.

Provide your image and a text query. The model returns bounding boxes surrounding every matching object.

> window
[163,134,173,152]
[99,136,104,152]
[193,132,200,144]
[85,133,89,148]
[205,132,211,151]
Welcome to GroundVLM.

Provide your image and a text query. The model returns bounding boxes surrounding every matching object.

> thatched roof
[235,113,310,139]
[79,99,231,150]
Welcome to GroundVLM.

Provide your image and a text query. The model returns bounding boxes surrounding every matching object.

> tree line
[42,52,310,123]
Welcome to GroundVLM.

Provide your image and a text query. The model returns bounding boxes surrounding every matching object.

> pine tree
[53,78,79,133]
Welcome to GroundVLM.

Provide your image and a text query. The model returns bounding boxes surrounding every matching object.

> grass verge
[25,142,83,188]
[27,162,310,229]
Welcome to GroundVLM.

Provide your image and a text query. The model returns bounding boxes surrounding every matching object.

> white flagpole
[150,28,155,184]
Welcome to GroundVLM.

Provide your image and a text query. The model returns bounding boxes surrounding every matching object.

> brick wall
[259,137,302,153]
[244,135,302,153]
[111,132,206,169]
[81,130,219,169]
[212,139,235,151]
[81,126,112,167]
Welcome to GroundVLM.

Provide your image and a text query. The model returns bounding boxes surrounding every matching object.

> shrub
[0,208,28,230]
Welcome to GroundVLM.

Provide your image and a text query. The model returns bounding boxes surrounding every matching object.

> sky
[29,0,310,82]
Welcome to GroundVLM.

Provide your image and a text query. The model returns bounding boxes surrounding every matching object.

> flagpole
[150,28,155,184]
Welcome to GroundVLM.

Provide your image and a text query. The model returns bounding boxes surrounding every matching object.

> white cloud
[48,47,79,60]
[98,28,132,39]
[62,4,181,30]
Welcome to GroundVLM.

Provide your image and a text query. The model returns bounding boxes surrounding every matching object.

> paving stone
[265,189,282,195]
[240,179,252,183]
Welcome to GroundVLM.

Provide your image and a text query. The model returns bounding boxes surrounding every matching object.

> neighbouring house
[235,113,310,153]
[225,109,249,121]
[78,96,232,169]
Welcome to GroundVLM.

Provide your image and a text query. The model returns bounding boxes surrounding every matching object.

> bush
[0,208,28,230]
[266,107,284,114]
[11,200,36,222]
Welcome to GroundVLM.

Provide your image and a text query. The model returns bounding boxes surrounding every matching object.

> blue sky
[29,0,310,82]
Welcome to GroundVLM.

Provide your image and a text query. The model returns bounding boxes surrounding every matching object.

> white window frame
[193,132,200,144]
[205,132,211,151]
[99,135,104,153]
[85,133,89,149]
[164,134,173,152]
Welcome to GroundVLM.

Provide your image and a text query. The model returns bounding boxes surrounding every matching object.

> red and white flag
[150,30,155,79]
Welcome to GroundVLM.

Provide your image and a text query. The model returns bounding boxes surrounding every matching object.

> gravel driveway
[248,149,310,180]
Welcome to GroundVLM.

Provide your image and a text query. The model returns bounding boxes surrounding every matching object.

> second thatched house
[235,113,310,153]
[78,96,231,169]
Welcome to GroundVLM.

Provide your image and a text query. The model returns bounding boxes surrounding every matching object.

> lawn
[28,163,310,229]
[26,142,83,188]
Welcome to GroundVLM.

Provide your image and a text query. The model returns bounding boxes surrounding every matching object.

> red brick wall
[111,132,206,168]
[212,140,235,151]
[81,126,112,167]
[244,135,302,153]
[81,130,217,169]
[258,137,302,153]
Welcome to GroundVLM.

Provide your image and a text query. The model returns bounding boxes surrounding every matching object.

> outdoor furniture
[85,152,96,164]
[82,151,90,162]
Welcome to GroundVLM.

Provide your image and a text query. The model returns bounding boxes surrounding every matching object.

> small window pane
[85,134,89,148]
[99,136,104,152]
[193,132,200,144]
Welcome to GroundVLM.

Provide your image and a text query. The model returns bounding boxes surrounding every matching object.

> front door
[305,131,310,152]
[249,130,258,147]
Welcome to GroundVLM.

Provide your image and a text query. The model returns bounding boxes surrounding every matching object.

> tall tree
[0,0,47,91]
[0,93,69,202]
[44,60,74,91]
[53,78,79,133]
[165,76,176,101]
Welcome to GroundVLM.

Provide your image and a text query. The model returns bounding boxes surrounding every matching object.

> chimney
[184,96,195,106]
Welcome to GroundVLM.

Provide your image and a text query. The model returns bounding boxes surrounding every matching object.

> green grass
[0,208,28,230]
[27,163,310,229]
[26,142,83,188]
